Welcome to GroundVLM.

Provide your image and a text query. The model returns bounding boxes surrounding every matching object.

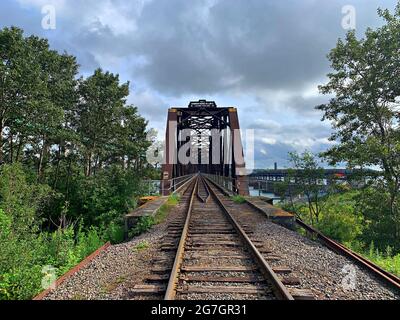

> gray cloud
[251,122,334,168]
[2,0,398,168]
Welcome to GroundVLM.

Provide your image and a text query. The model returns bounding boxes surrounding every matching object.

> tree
[0,27,78,178]
[287,151,326,225]
[0,27,31,164]
[317,4,400,248]
[77,69,130,176]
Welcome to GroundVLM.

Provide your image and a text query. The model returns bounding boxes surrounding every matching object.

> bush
[315,193,364,245]
[69,166,141,227]
[100,221,125,244]
[0,229,106,300]
[0,208,105,300]
[286,191,364,245]
[130,216,155,237]
[0,163,54,234]
[231,195,246,204]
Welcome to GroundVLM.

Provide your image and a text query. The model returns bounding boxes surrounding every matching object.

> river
[249,186,281,204]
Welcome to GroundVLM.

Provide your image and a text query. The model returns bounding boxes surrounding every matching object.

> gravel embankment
[44,199,188,300]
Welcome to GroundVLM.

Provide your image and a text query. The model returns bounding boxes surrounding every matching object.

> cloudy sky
[1,0,398,168]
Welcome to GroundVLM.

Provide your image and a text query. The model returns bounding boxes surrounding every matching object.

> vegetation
[134,240,150,252]
[283,152,330,224]
[279,3,400,277]
[130,216,156,237]
[317,5,400,251]
[231,195,246,204]
[129,194,181,238]
[154,194,180,224]
[0,27,156,300]
[280,190,400,277]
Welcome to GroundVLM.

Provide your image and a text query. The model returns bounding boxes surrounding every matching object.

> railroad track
[130,174,313,300]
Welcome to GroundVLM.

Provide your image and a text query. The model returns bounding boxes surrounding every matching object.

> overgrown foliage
[0,171,106,300]
[231,195,246,204]
[0,27,155,300]
[280,191,400,277]
[317,5,400,250]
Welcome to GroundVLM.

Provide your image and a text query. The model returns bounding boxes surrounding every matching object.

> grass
[134,240,150,252]
[231,195,246,204]
[355,243,400,277]
[154,194,180,224]
[101,276,127,294]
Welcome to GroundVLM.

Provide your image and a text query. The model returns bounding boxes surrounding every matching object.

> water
[249,186,281,204]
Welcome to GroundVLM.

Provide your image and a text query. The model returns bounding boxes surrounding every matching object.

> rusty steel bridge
[161,100,249,196]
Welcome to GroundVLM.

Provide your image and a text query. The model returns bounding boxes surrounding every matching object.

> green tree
[77,69,129,176]
[317,4,400,249]
[0,27,32,164]
[0,27,78,177]
[287,151,326,225]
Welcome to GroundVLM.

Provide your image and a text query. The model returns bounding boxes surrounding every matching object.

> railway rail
[130,174,313,300]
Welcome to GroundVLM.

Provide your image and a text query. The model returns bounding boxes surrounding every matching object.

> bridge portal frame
[161,100,249,196]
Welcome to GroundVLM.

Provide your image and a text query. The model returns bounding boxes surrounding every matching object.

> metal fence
[141,174,195,196]
[203,174,238,194]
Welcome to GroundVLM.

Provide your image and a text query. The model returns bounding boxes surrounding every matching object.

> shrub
[231,195,246,204]
[72,166,141,223]
[0,212,105,300]
[101,221,125,244]
[130,216,155,237]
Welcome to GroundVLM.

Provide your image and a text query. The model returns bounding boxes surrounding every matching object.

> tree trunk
[66,157,72,200]
[9,133,13,163]
[38,135,48,179]
[15,136,24,162]
[52,145,62,189]
[85,152,92,177]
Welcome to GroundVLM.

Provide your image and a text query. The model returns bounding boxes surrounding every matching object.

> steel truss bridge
[161,100,249,196]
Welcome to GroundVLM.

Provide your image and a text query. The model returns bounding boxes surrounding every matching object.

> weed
[231,195,246,204]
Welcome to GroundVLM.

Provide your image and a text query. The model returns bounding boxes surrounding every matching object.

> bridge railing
[142,174,195,196]
[203,174,238,194]
[169,174,195,194]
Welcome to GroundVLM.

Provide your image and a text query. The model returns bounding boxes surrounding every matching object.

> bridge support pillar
[236,175,250,196]
[228,108,249,196]
[161,109,178,196]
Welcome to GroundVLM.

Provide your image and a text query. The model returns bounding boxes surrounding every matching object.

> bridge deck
[244,197,295,229]
[126,197,169,218]
[124,196,169,236]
